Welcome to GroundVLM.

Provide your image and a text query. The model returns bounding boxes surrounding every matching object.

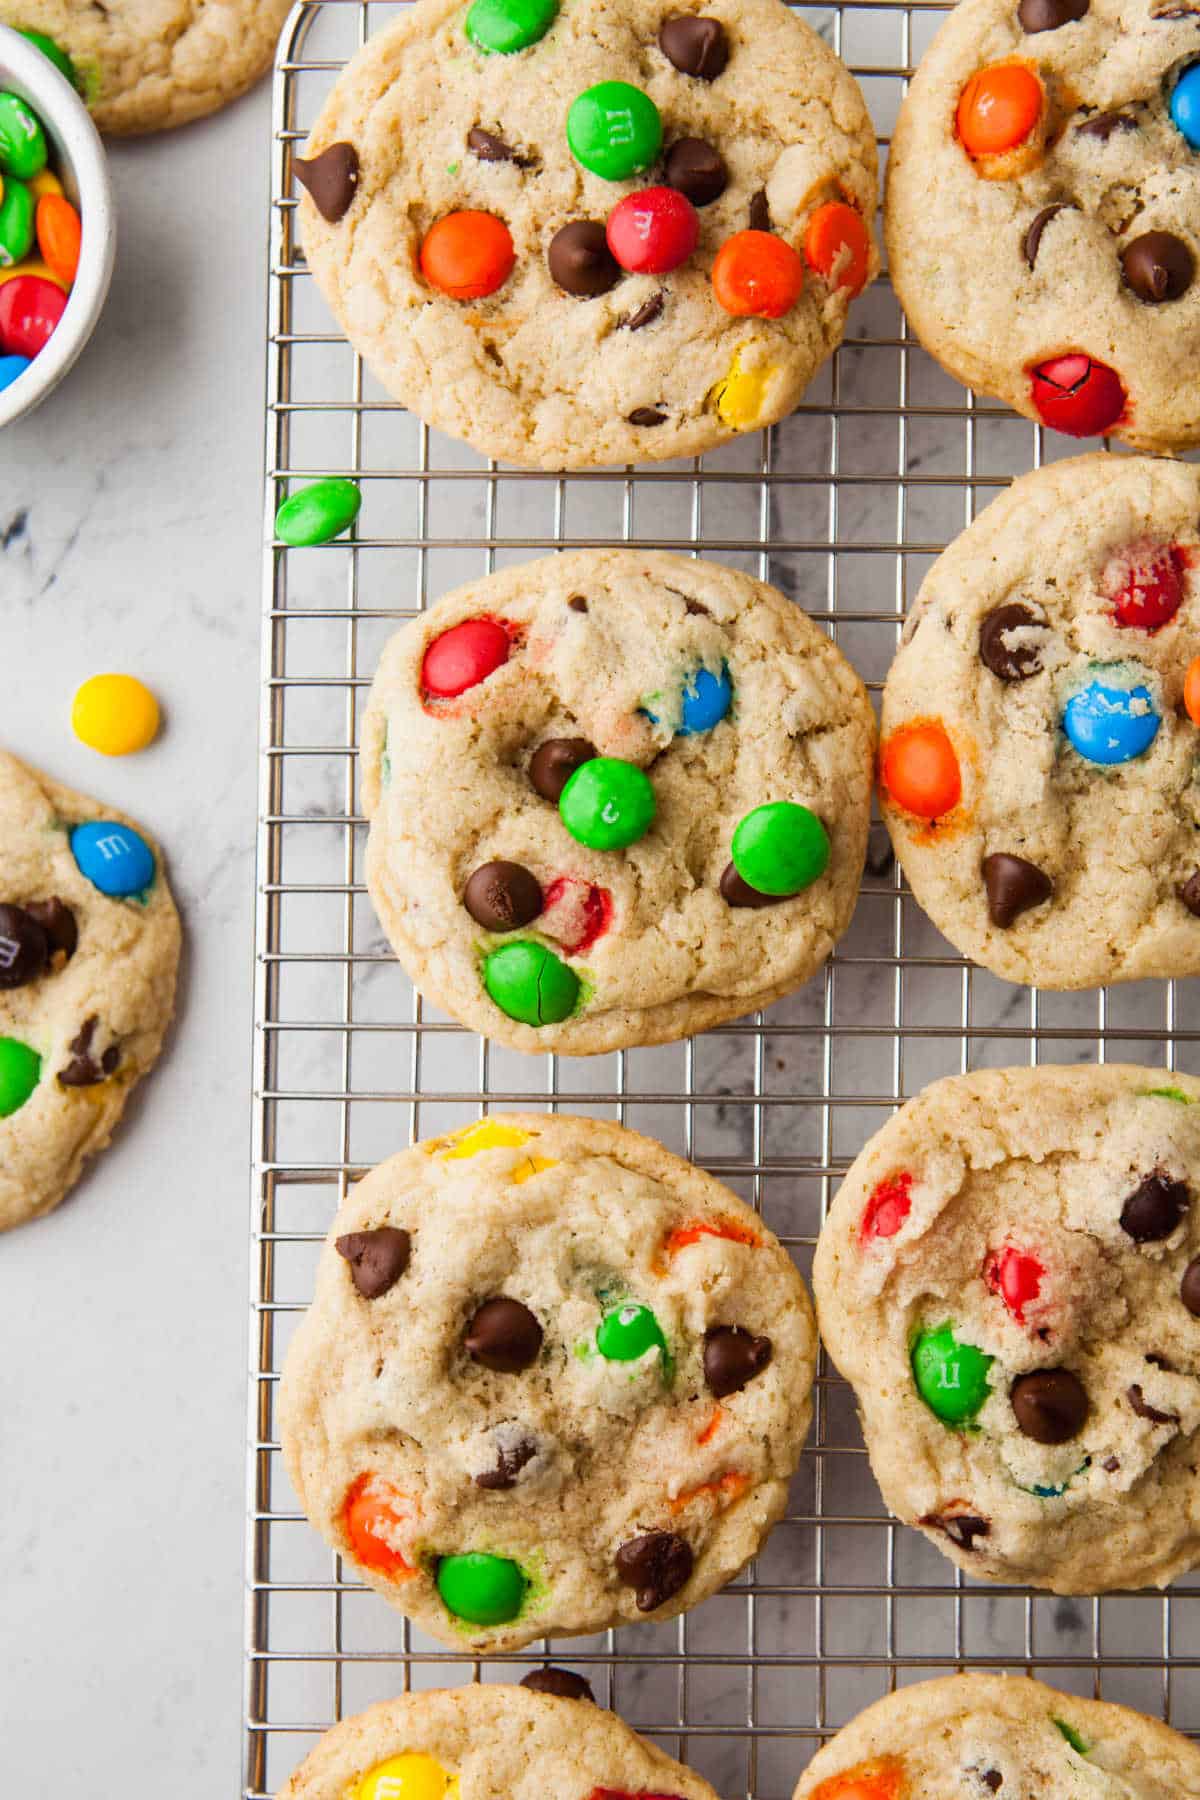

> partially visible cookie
[1,3,292,134]
[0,751,180,1230]
[361,549,875,1055]
[879,454,1200,989]
[280,1683,721,1800]
[278,1113,815,1651]
[886,0,1200,452]
[793,1674,1200,1800]
[814,1064,1200,1594]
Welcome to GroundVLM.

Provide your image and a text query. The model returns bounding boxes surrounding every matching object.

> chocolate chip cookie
[814,1064,1200,1594]
[0,750,180,1230]
[294,0,879,467]
[879,453,1200,989]
[886,0,1200,452]
[278,1114,815,1651]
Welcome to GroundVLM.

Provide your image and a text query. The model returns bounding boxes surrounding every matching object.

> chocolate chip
[0,903,49,989]
[628,406,667,427]
[468,126,530,166]
[293,142,360,222]
[1075,109,1138,140]
[978,601,1045,680]
[919,1508,991,1551]
[980,1774,1003,1793]
[26,897,77,963]
[1122,230,1195,304]
[982,853,1053,928]
[1183,1257,1200,1315]
[748,188,771,232]
[703,1325,772,1396]
[1024,203,1068,269]
[57,1016,118,1088]
[663,137,728,207]
[684,598,709,615]
[463,860,543,932]
[1179,871,1200,916]
[1010,1368,1089,1443]
[658,14,729,79]
[529,737,597,802]
[567,594,588,612]
[1102,1455,1121,1472]
[335,1226,412,1298]
[465,1296,544,1372]
[521,1667,596,1702]
[614,1530,694,1611]
[548,221,621,297]
[621,293,665,331]
[1120,1172,1189,1242]
[1127,1383,1180,1426]
[719,862,784,909]
[475,1433,538,1488]
[1146,1351,1177,1371]
[1018,0,1089,29]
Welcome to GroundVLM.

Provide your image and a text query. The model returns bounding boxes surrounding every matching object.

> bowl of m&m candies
[0,24,114,428]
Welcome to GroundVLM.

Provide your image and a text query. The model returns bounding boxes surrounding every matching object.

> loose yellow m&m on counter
[355,1752,459,1800]
[71,674,160,755]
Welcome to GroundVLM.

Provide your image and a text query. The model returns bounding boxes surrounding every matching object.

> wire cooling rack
[249,4,1200,1796]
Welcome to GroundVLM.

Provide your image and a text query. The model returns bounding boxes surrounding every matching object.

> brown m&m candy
[1120,1172,1189,1242]
[336,1225,412,1298]
[465,1296,544,1371]
[663,138,728,207]
[1018,0,1088,30]
[658,14,729,80]
[548,222,621,298]
[614,1529,694,1610]
[463,861,543,932]
[1010,1367,1088,1442]
[294,142,360,222]
[982,853,1053,928]
[704,1325,773,1396]
[1122,231,1195,304]
[529,736,597,801]
[978,602,1045,680]
[0,903,49,989]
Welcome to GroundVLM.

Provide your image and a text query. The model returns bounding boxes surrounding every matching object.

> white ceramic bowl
[0,23,115,428]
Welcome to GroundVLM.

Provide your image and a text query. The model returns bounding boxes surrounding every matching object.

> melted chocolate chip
[1122,230,1195,304]
[719,862,783,909]
[521,1667,597,1703]
[684,598,709,615]
[663,137,728,207]
[614,1530,694,1611]
[529,737,597,802]
[568,594,589,612]
[468,126,531,166]
[465,1296,544,1372]
[979,602,1045,680]
[1120,1172,1189,1242]
[748,188,771,232]
[0,903,49,989]
[1075,109,1138,140]
[1146,1351,1177,1371]
[463,860,543,932]
[628,406,667,427]
[1024,203,1068,269]
[57,1016,119,1088]
[1102,1455,1121,1472]
[1179,871,1200,916]
[335,1226,412,1299]
[26,897,77,962]
[658,14,730,79]
[1183,1257,1200,1316]
[703,1325,773,1397]
[293,142,360,222]
[475,1433,538,1488]
[1127,1383,1180,1426]
[548,221,622,298]
[980,1774,1003,1793]
[982,853,1053,928]
[919,1508,991,1551]
[1010,1368,1089,1443]
[1018,0,1089,30]
[621,293,665,331]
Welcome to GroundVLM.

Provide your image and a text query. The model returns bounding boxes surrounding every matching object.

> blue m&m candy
[70,821,155,897]
[0,353,30,392]
[645,663,733,736]
[1062,673,1161,766]
[1171,63,1200,150]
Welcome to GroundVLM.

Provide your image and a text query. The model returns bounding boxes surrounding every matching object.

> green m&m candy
[275,477,362,547]
[0,176,34,268]
[567,81,662,181]
[731,802,830,897]
[0,1036,41,1117]
[911,1323,993,1427]
[0,92,47,180]
[436,1551,527,1625]
[483,940,580,1026]
[465,0,558,53]
[19,30,79,90]
[559,757,655,851]
[597,1301,667,1363]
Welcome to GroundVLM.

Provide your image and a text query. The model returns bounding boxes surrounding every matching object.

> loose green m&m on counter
[0,92,47,180]
[912,1324,993,1426]
[483,940,580,1026]
[465,0,558,53]
[559,757,655,851]
[436,1551,527,1625]
[730,802,830,896]
[0,1036,41,1117]
[19,30,79,90]
[275,477,362,547]
[567,82,662,181]
[597,1301,667,1363]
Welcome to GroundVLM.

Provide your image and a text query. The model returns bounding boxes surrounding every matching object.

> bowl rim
[0,23,115,430]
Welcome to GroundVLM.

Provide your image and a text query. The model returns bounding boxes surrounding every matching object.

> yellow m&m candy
[431,1118,531,1160]
[710,349,775,430]
[72,674,160,756]
[356,1753,459,1800]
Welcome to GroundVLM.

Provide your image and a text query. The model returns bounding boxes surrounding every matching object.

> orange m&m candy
[419,211,514,300]
[804,201,871,297]
[1185,655,1200,727]
[880,720,962,819]
[35,193,81,286]
[808,1757,907,1800]
[956,62,1044,158]
[712,229,804,319]
[342,1473,419,1579]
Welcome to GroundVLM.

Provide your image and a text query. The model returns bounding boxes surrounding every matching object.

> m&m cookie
[278,1683,721,1800]
[880,454,1200,989]
[293,0,879,467]
[278,1115,815,1650]
[886,0,1200,452]
[814,1065,1200,1593]
[793,1675,1200,1800]
[359,550,875,1053]
[0,750,180,1230]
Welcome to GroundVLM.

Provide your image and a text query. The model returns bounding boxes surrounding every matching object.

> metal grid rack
[248,4,1200,1796]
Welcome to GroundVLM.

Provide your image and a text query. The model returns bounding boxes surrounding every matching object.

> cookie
[1,3,293,134]
[793,1673,1200,1800]
[886,0,1200,453]
[0,751,180,1231]
[879,454,1200,990]
[279,1682,720,1800]
[294,0,879,468]
[278,1113,815,1651]
[361,549,875,1054]
[813,1064,1200,1594]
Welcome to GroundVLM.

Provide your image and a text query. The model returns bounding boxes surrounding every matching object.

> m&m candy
[985,1244,1044,1324]
[1170,62,1200,150]
[355,1756,458,1800]
[35,192,81,286]
[567,82,662,182]
[559,757,655,851]
[275,477,362,547]
[0,92,47,180]
[956,62,1043,158]
[0,1036,41,1117]
[436,1551,527,1625]
[72,673,160,756]
[18,30,79,90]
[343,1473,417,1578]
[483,940,580,1025]
[1185,655,1200,727]
[465,0,557,53]
[0,353,29,391]
[858,1171,913,1245]
[422,617,511,698]
[0,176,34,268]
[911,1323,993,1426]
[730,802,830,896]
[606,187,698,275]
[1030,354,1126,438]
[807,1759,907,1800]
[1109,543,1186,631]
[420,212,514,300]
[597,1301,668,1362]
[0,272,66,358]
[70,821,156,898]
[712,230,804,319]
[880,721,962,819]
[644,664,732,736]
[1062,674,1160,765]
[803,201,872,297]
[711,350,774,428]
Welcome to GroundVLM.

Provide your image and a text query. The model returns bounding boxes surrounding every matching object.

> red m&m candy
[422,617,511,697]
[419,211,514,299]
[985,1244,1044,1325]
[858,1171,913,1246]
[606,186,698,275]
[712,230,804,319]
[1030,354,1126,438]
[0,272,66,358]
[804,201,871,297]
[1107,542,1187,632]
